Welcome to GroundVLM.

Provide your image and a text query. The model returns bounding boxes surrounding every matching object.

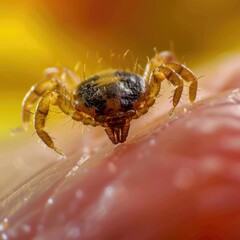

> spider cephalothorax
[19,51,198,155]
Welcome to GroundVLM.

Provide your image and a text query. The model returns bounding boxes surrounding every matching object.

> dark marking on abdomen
[75,71,146,115]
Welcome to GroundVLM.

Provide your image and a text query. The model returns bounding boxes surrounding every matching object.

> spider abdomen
[74,70,147,117]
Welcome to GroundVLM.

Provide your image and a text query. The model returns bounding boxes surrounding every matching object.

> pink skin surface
[1,56,240,239]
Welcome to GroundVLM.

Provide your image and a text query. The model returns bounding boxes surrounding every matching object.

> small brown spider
[19,50,198,155]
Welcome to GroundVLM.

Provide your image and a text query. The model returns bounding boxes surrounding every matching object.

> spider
[19,50,198,155]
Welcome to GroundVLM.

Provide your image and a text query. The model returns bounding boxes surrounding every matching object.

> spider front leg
[35,91,99,155]
[164,63,198,103]
[34,91,74,155]
[22,78,61,129]
[150,66,184,116]
[21,67,79,130]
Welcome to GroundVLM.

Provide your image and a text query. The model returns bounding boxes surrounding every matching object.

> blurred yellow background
[1,0,240,140]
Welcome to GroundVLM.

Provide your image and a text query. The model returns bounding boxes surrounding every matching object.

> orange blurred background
[1,0,240,140]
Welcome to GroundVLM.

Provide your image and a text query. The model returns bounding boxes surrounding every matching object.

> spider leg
[148,66,184,116]
[22,78,60,127]
[143,51,177,83]
[135,52,198,119]
[21,67,79,129]
[133,66,181,119]
[154,65,184,103]
[133,66,177,119]
[34,90,74,155]
[132,107,149,119]
[49,67,80,91]
[35,91,99,155]
[72,111,99,127]
[164,63,198,103]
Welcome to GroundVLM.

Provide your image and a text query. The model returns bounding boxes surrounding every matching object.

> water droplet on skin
[83,147,90,154]
[66,165,79,177]
[58,154,67,160]
[75,190,84,199]
[3,219,8,224]
[149,139,156,146]
[77,154,90,165]
[73,166,79,171]
[66,226,81,239]
[1,232,8,240]
[47,198,54,205]
[22,224,31,233]
[104,186,114,198]
[66,153,90,177]
[0,218,9,232]
[228,89,240,103]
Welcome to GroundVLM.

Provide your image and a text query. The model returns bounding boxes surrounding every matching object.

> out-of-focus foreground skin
[1,0,240,239]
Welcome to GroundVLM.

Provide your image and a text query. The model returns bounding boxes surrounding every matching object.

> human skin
[1,54,240,239]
